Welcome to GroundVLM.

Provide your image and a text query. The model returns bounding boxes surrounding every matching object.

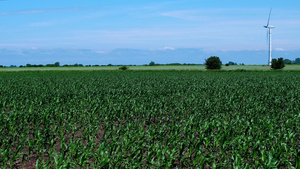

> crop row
[0,70,299,168]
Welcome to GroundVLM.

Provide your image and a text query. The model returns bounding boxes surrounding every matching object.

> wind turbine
[264,8,275,66]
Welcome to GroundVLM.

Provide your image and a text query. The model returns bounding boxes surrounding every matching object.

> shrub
[205,56,222,70]
[271,58,285,69]
[119,66,129,70]
[149,61,156,66]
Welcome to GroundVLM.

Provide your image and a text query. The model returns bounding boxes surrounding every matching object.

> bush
[271,58,285,69]
[119,66,129,70]
[149,61,156,66]
[205,56,222,70]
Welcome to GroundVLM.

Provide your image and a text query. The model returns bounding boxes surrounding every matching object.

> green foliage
[283,59,292,64]
[119,66,129,70]
[227,61,237,65]
[293,58,300,64]
[0,71,299,168]
[54,62,60,67]
[205,56,222,70]
[147,62,196,66]
[271,57,285,69]
[149,61,156,66]
[26,62,60,67]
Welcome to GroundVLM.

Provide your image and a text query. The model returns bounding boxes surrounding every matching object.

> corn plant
[0,70,299,168]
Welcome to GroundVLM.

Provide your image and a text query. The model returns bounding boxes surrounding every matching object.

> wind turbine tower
[264,9,275,66]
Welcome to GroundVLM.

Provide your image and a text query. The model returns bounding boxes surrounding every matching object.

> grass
[1,64,300,71]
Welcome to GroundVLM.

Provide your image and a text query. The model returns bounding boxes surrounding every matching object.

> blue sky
[0,0,300,65]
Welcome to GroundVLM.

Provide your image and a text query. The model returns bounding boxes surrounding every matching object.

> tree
[271,57,285,69]
[149,61,155,66]
[205,56,222,70]
[293,58,300,64]
[283,59,292,64]
[54,62,60,67]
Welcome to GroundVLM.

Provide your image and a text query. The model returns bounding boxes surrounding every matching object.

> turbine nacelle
[264,25,275,29]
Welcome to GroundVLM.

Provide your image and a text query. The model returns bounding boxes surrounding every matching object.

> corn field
[0,70,299,168]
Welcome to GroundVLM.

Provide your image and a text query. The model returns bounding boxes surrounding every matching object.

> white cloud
[161,47,175,50]
[275,48,285,51]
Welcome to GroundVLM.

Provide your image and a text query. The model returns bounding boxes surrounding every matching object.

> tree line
[283,58,300,64]
[1,62,111,68]
[1,58,300,68]
[147,61,199,66]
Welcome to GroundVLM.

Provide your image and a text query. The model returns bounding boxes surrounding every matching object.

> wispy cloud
[0,7,83,15]
[28,21,54,27]
[94,50,107,54]
[159,47,175,50]
[160,8,290,22]
[161,10,210,21]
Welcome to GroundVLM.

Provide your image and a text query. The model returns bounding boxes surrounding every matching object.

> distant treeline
[146,61,200,66]
[283,58,300,64]
[225,61,244,66]
[1,58,300,68]
[0,62,110,68]
[0,62,201,68]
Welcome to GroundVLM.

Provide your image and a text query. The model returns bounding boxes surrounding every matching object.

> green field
[0,70,299,168]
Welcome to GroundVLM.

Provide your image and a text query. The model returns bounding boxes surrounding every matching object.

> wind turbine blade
[267,8,272,26]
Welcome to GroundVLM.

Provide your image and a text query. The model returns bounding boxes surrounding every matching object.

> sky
[0,0,300,65]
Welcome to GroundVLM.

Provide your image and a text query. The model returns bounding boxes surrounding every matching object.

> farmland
[0,70,299,168]
[1,64,300,71]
